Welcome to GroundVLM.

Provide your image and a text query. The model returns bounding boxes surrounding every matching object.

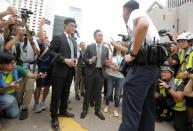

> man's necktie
[96,45,102,67]
[68,37,74,59]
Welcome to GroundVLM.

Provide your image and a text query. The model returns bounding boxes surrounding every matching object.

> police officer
[115,1,160,131]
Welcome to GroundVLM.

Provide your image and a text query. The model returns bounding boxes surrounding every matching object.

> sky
[54,0,166,43]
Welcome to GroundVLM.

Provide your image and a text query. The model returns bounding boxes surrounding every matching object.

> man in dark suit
[48,18,77,129]
[80,30,109,120]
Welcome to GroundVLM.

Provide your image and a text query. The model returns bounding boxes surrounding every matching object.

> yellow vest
[177,48,193,79]
[159,79,186,111]
[186,51,193,70]
[173,79,186,111]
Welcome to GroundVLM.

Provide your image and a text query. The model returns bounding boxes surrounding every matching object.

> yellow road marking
[59,117,88,131]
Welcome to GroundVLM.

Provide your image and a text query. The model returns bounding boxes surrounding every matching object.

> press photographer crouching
[155,65,188,131]
[0,52,42,119]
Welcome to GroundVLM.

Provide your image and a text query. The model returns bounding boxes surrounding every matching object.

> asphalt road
[1,85,174,131]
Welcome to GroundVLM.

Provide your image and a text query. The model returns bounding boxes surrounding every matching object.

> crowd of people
[1,1,193,131]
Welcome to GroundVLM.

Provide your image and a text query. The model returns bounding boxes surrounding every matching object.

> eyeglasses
[177,39,187,43]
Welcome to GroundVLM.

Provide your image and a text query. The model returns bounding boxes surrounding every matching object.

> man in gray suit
[80,30,109,120]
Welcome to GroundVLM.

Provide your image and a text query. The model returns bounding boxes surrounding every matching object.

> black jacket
[48,33,77,77]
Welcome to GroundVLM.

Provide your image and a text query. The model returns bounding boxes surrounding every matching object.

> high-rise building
[147,0,193,41]
[168,0,193,8]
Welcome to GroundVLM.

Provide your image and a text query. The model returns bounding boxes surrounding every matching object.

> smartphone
[45,19,51,25]
[13,78,23,84]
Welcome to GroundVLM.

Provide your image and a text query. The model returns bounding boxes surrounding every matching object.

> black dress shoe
[19,109,28,120]
[51,118,59,129]
[75,95,81,100]
[95,111,105,120]
[59,111,75,118]
[80,111,87,119]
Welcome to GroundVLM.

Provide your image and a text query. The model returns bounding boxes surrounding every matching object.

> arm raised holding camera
[5,26,23,52]
[183,74,193,97]
[159,79,184,102]
[39,17,46,43]
[0,6,17,20]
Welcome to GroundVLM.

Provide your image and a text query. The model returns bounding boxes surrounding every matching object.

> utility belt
[129,43,168,66]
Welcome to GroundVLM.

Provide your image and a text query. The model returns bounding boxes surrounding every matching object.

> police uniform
[119,9,160,131]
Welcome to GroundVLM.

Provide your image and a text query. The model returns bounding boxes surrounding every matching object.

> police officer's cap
[0,52,15,64]
[177,32,193,41]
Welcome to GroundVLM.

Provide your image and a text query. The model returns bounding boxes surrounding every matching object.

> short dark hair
[0,52,15,64]
[64,18,76,25]
[93,29,102,38]
[123,0,139,12]
[113,46,125,57]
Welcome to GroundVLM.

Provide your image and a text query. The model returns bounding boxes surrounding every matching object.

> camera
[21,8,33,19]
[118,34,130,42]
[188,68,193,74]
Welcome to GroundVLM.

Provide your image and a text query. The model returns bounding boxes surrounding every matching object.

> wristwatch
[129,49,138,57]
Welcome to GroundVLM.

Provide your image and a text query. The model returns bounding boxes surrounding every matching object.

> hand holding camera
[6,6,17,16]
[27,32,33,43]
[159,79,170,90]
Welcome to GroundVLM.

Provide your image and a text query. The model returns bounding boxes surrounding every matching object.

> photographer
[0,52,42,119]
[176,32,193,80]
[156,65,187,131]
[0,6,17,52]
[33,18,52,113]
[4,22,40,120]
[177,32,193,131]
[168,42,180,77]
[0,6,17,28]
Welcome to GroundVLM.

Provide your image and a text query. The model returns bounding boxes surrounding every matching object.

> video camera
[157,29,173,59]
[21,8,33,20]
[118,34,130,42]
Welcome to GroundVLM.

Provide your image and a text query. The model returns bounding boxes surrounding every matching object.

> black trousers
[50,69,74,118]
[83,68,104,112]
[173,110,188,131]
[119,65,160,131]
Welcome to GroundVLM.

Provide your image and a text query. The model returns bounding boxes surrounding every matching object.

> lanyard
[117,56,122,66]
